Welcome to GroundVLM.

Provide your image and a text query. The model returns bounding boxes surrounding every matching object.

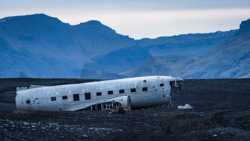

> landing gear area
[83,101,128,113]
[80,96,131,113]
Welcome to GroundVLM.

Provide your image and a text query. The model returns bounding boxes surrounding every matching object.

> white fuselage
[16,76,179,112]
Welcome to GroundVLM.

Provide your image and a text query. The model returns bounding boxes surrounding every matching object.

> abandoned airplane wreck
[15,76,182,112]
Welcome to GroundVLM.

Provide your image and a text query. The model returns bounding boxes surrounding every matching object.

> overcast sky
[1,0,250,39]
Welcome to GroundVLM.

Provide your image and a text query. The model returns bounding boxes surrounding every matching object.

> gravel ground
[1,108,250,141]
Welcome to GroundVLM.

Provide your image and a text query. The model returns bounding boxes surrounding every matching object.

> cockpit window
[160,83,164,87]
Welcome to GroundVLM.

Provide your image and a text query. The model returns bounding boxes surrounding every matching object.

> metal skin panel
[15,76,180,112]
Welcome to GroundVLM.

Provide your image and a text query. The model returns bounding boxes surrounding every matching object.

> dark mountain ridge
[239,18,250,33]
[0,14,135,78]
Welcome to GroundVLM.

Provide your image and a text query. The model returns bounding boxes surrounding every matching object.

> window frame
[119,89,125,94]
[96,92,102,96]
[73,94,80,101]
[85,92,91,100]
[108,90,113,95]
[62,96,68,100]
[142,87,148,92]
[130,88,136,93]
[51,97,56,101]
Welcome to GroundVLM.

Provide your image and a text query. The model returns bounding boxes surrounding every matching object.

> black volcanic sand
[1,78,250,141]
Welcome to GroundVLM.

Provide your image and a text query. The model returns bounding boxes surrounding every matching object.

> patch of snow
[177,104,192,110]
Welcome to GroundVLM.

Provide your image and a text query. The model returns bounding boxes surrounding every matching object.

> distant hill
[88,31,236,77]
[0,14,249,79]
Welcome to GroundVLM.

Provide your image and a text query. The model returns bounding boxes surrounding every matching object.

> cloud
[1,0,250,11]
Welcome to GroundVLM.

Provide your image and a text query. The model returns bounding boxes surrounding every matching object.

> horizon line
[0,12,247,40]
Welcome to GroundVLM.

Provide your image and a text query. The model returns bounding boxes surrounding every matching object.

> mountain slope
[85,30,236,77]
[125,19,250,78]
[0,14,135,77]
[183,21,250,78]
[83,46,153,74]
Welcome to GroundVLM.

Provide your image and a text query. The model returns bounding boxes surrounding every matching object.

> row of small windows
[26,83,165,104]
[97,87,146,96]
[50,83,164,102]
[50,87,146,102]
[51,94,81,102]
